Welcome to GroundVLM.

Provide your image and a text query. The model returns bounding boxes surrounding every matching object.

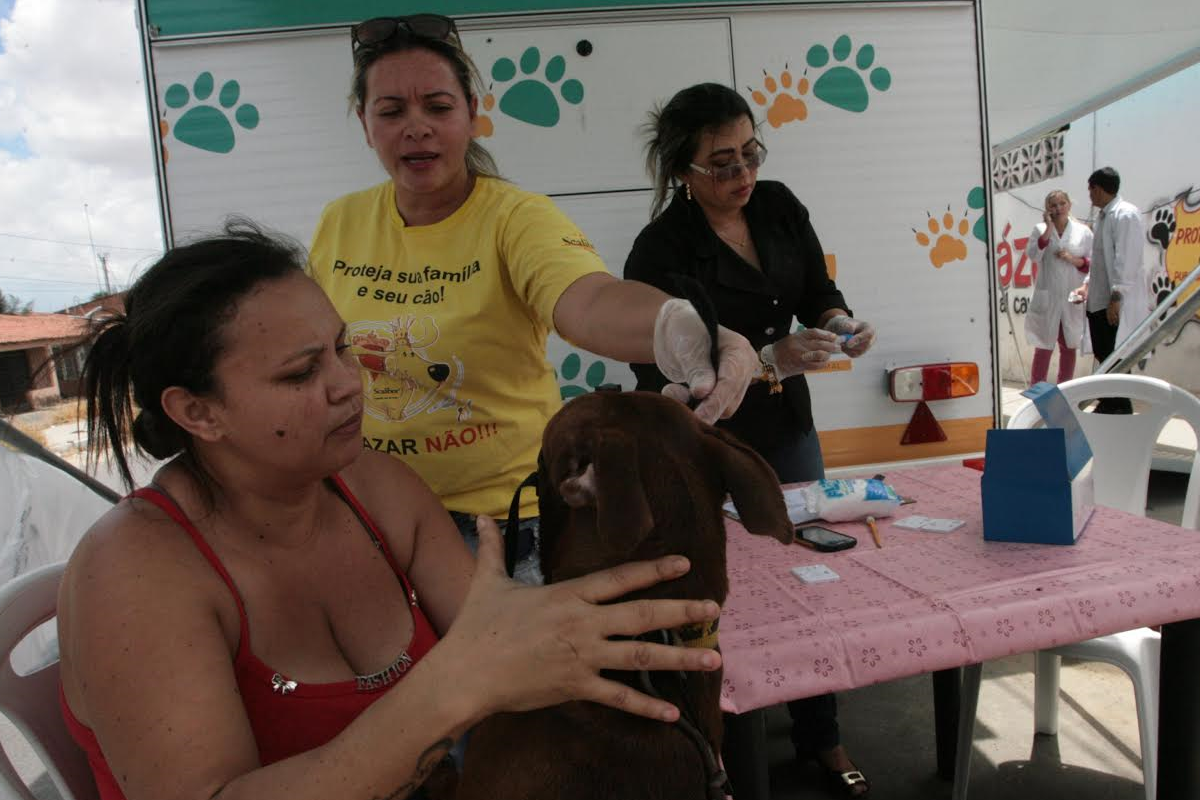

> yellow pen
[866,515,882,549]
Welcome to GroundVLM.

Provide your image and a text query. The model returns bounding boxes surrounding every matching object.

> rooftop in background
[0,314,87,348]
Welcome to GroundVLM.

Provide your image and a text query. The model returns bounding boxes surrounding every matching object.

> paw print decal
[806,35,892,113]
[485,48,584,129]
[913,208,970,268]
[163,72,260,154]
[1150,207,1176,250]
[966,186,988,244]
[750,66,809,128]
[557,352,606,400]
[1152,272,1175,306]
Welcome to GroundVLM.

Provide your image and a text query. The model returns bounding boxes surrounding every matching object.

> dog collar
[676,617,720,650]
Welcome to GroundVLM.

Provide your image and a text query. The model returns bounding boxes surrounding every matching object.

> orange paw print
[159,117,171,164]
[751,67,809,129]
[473,92,495,138]
[914,209,970,268]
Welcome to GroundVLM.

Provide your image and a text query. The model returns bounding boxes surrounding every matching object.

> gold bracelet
[760,361,783,395]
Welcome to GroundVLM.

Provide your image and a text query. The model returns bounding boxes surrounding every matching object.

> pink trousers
[1030,325,1076,385]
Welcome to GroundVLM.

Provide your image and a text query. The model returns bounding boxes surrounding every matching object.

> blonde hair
[1044,189,1071,208]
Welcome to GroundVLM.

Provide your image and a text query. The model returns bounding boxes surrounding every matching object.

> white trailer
[139,0,1001,469]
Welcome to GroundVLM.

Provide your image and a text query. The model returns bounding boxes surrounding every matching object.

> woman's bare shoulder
[338,449,437,504]
[64,493,222,608]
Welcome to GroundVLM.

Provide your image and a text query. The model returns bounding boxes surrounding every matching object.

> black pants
[789,693,841,755]
[1086,309,1133,414]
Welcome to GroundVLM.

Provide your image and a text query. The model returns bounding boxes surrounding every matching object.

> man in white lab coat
[1085,166,1148,413]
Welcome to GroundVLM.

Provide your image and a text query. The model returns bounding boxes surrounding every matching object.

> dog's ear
[700,426,794,543]
[557,429,655,550]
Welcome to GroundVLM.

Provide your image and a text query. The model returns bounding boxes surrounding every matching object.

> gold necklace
[715,224,749,248]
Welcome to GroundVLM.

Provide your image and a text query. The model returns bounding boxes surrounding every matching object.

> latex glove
[822,314,876,358]
[652,298,757,423]
[765,329,841,378]
[441,515,722,721]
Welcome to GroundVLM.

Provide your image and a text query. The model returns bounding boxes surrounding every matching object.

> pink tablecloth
[718,464,1200,714]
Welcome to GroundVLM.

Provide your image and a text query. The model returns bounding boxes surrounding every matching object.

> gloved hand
[765,329,841,378]
[822,315,876,358]
[652,299,757,424]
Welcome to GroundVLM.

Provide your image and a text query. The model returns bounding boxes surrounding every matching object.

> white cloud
[0,0,162,311]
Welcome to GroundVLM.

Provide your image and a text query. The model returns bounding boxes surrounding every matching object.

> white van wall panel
[155,34,380,243]
[730,5,992,430]
[463,19,733,195]
[155,19,732,245]
[153,5,993,437]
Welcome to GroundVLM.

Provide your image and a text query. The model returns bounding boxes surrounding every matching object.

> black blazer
[626,180,850,442]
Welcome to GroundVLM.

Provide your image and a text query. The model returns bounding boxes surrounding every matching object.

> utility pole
[83,203,108,294]
[98,253,112,294]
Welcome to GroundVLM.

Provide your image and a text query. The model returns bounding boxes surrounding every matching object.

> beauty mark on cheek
[275,430,286,438]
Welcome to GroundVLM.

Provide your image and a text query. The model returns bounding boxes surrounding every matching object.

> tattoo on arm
[371,738,454,800]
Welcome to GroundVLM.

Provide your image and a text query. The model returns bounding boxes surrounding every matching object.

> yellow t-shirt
[309,177,607,518]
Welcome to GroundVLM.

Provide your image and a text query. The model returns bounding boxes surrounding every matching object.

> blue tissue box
[982,383,1095,545]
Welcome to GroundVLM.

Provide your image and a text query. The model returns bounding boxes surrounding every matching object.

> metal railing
[1099,264,1200,376]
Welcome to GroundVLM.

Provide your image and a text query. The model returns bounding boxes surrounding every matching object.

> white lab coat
[1090,196,1152,347]
[1024,218,1092,349]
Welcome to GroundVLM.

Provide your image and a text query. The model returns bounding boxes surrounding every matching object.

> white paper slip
[921,518,965,532]
[893,515,965,533]
[791,564,841,584]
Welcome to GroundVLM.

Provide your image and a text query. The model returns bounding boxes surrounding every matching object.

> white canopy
[984,0,1200,154]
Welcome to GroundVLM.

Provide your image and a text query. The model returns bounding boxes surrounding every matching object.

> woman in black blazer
[627,83,876,798]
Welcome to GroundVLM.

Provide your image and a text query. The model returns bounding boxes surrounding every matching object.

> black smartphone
[795,525,858,552]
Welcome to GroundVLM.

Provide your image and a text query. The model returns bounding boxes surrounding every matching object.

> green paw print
[557,353,606,400]
[806,35,891,113]
[490,48,584,128]
[967,186,988,244]
[164,72,260,154]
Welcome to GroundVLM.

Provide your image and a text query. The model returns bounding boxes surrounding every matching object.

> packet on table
[801,478,902,522]
[791,564,841,584]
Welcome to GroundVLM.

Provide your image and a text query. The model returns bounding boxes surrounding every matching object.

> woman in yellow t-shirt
[310,14,758,579]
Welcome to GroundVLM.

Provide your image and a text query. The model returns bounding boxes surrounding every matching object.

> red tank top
[61,475,440,800]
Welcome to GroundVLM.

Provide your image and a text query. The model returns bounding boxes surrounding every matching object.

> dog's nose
[427,363,450,383]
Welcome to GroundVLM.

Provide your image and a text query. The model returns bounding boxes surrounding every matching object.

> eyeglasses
[351,14,459,51]
[689,145,767,182]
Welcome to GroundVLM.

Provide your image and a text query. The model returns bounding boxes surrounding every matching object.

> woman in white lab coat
[1025,190,1093,384]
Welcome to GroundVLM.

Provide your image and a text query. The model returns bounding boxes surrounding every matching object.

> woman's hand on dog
[441,515,723,723]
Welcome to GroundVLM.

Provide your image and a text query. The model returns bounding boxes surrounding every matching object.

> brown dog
[456,391,793,800]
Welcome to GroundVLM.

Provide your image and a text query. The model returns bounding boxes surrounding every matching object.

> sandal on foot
[819,764,869,798]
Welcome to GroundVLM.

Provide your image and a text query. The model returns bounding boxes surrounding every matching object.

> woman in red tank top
[58,217,723,800]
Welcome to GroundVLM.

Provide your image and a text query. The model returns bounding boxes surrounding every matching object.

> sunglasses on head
[351,14,459,51]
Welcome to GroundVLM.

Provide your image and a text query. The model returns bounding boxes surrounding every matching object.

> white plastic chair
[0,562,98,800]
[954,374,1200,800]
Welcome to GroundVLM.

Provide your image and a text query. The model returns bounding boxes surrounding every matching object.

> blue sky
[0,0,12,53]
[0,133,28,158]
[0,0,24,156]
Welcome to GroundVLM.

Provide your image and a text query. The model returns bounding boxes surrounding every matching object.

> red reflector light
[889,362,980,402]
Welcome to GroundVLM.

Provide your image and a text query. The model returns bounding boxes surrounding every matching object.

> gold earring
[685,183,693,201]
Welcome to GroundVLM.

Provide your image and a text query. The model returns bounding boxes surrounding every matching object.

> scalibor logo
[561,235,596,250]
